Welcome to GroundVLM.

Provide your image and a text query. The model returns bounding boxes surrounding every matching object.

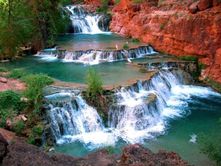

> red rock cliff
[110,0,221,83]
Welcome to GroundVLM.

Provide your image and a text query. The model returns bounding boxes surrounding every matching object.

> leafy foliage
[178,55,198,62]
[28,124,44,145]
[8,68,27,79]
[0,67,8,72]
[13,120,25,135]
[0,108,15,128]
[132,38,140,43]
[0,0,70,60]
[123,43,129,50]
[23,74,53,111]
[86,68,103,99]
[0,90,25,127]
[0,90,24,111]
[0,0,34,59]
[96,0,109,13]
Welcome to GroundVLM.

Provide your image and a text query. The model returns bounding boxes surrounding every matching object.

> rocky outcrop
[1,139,188,166]
[109,0,221,83]
[120,144,188,166]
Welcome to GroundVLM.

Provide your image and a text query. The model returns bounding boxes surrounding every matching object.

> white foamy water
[66,5,110,34]
[46,70,221,149]
[36,46,157,65]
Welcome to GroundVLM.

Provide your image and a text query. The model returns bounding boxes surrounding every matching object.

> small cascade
[36,45,157,65]
[66,5,110,34]
[45,70,221,148]
[108,70,184,143]
[45,92,105,144]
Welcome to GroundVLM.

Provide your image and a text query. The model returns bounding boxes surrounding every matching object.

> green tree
[0,0,70,60]
[0,0,34,59]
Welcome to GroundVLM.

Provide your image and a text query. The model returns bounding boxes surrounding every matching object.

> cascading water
[66,5,110,34]
[46,92,104,144]
[36,45,157,65]
[45,70,221,148]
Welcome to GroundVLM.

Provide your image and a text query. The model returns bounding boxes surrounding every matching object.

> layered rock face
[110,0,221,83]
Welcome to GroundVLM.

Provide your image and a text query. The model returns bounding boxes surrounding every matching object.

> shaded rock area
[0,136,188,166]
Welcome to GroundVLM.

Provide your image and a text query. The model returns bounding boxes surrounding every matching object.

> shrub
[13,120,25,135]
[179,56,198,62]
[0,90,24,111]
[86,68,103,99]
[23,74,54,100]
[8,68,27,79]
[28,124,44,145]
[132,38,140,43]
[114,0,120,4]
[0,108,15,128]
[123,43,129,50]
[96,0,109,13]
[205,78,221,92]
[23,74,54,111]
[0,67,7,72]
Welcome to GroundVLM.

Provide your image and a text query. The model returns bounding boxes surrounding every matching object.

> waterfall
[36,45,157,65]
[66,5,110,34]
[45,92,106,145]
[45,70,221,147]
[108,71,184,143]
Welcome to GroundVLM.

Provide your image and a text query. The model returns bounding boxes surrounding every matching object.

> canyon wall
[109,0,221,83]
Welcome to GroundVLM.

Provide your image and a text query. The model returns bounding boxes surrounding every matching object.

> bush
[86,68,103,99]
[0,108,15,128]
[123,43,129,50]
[0,90,24,111]
[96,0,109,13]
[8,68,27,79]
[23,74,53,111]
[132,38,140,43]
[0,67,7,72]
[13,120,25,135]
[28,124,44,145]
[179,56,198,62]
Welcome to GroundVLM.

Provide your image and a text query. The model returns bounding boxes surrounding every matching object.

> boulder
[0,77,7,83]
